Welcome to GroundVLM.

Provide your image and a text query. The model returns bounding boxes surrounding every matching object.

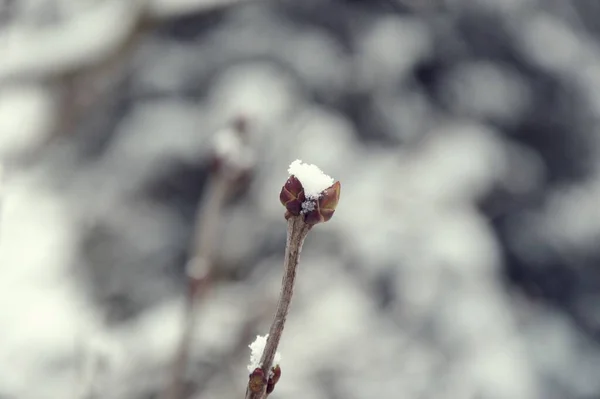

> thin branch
[161,169,231,399]
[162,118,253,399]
[260,216,311,370]
[243,160,340,399]
[190,296,275,399]
[245,215,312,399]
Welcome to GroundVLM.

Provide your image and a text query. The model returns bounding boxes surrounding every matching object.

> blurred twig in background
[163,117,255,399]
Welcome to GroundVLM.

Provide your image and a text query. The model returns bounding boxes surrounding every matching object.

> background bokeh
[2,0,600,398]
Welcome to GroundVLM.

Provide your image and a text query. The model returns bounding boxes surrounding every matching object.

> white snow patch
[148,0,253,19]
[517,13,592,75]
[287,159,334,199]
[0,85,55,160]
[213,125,254,171]
[0,0,141,79]
[357,16,431,89]
[207,62,300,127]
[248,334,281,372]
[301,201,316,213]
[0,173,104,399]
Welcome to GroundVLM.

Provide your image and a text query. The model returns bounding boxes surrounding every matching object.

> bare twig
[245,215,311,399]
[260,216,311,371]
[161,170,230,399]
[189,295,275,399]
[243,160,341,399]
[162,118,253,399]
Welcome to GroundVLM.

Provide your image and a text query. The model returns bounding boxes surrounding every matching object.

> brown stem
[245,215,311,399]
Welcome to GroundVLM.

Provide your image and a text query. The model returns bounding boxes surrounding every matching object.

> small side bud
[266,381,275,394]
[248,368,267,394]
[271,365,281,385]
[266,365,281,394]
[279,176,305,216]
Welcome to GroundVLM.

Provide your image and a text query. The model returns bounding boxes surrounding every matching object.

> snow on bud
[247,335,282,394]
[303,180,341,225]
[281,160,341,224]
[210,115,254,177]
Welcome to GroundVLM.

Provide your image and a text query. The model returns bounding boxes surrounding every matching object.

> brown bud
[270,365,281,385]
[279,175,305,216]
[248,368,267,394]
[266,381,275,394]
[266,365,281,394]
[318,181,341,222]
[303,181,341,225]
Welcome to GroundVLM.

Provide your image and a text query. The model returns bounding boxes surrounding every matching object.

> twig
[190,296,275,399]
[162,118,253,399]
[243,160,341,399]
[245,215,311,399]
[261,216,310,372]
[161,169,231,399]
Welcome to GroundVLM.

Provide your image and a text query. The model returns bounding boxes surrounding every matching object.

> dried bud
[248,368,267,394]
[303,181,341,225]
[279,176,305,216]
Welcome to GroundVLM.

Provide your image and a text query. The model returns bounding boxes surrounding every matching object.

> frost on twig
[245,160,341,399]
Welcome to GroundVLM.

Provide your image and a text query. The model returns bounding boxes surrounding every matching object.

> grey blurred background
[1,0,600,398]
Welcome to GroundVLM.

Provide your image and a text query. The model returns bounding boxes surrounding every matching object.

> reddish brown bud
[248,368,267,394]
[303,181,341,225]
[318,180,341,222]
[270,365,281,385]
[266,365,281,394]
[279,176,305,216]
[266,383,275,394]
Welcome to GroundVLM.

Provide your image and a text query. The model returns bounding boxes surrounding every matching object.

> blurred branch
[162,118,254,399]
[161,171,229,399]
